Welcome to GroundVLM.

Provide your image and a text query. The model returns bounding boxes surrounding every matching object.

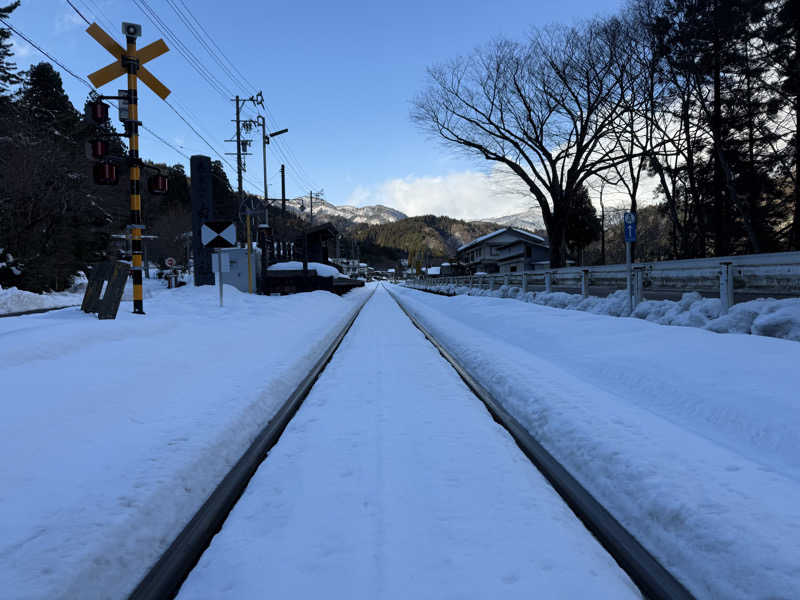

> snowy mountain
[477,208,544,232]
[282,197,407,228]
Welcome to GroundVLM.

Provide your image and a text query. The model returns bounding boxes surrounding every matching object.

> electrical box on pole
[84,20,171,315]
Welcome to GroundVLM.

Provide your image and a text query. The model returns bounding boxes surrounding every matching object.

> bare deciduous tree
[413,20,637,267]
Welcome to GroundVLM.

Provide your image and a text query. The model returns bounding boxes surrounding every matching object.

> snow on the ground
[390,285,800,600]
[0,282,372,599]
[422,282,800,341]
[178,286,640,599]
[0,274,87,314]
[268,261,346,278]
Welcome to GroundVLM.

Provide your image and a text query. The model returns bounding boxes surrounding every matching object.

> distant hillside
[478,207,544,231]
[282,197,406,231]
[347,215,497,267]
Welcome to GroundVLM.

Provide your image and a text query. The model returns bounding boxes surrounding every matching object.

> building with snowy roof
[457,227,549,274]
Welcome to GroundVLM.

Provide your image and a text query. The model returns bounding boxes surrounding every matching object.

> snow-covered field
[0,282,371,599]
[421,283,800,342]
[178,286,640,599]
[390,285,800,599]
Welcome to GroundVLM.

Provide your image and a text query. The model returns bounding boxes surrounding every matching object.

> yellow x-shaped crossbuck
[86,23,170,100]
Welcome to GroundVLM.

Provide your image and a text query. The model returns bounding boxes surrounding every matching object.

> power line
[2,15,235,175]
[59,1,308,195]
[1,17,93,89]
[64,0,90,25]
[160,0,321,192]
[132,0,234,102]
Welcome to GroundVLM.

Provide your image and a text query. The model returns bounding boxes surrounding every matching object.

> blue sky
[8,0,623,219]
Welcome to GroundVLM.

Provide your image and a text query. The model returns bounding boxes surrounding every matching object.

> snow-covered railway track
[132,284,691,599]
[128,289,375,600]
[386,286,694,600]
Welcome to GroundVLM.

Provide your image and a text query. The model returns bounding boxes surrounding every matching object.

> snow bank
[0,283,372,599]
[0,273,87,314]
[391,285,800,599]
[268,261,346,278]
[421,283,800,341]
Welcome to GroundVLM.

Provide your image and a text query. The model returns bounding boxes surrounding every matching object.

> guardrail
[407,250,800,314]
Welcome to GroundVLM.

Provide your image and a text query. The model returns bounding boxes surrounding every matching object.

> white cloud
[345,158,666,224]
[55,10,85,33]
[346,166,536,220]
[10,38,32,58]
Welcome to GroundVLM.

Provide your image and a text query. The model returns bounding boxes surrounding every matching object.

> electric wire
[64,0,90,25]
[2,15,238,176]
[164,0,320,192]
[57,0,305,195]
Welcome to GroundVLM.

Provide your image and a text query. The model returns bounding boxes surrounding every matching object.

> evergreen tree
[0,1,20,98]
[566,187,602,265]
[763,0,800,249]
[652,0,779,255]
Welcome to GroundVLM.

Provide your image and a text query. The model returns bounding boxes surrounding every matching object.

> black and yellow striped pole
[86,21,170,315]
[125,32,145,313]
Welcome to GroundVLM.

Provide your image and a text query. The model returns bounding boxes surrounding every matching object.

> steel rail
[386,285,695,600]
[0,305,78,318]
[129,288,375,600]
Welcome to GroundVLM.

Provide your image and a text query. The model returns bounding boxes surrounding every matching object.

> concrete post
[581,269,589,298]
[720,262,734,314]
[545,271,552,293]
[633,267,645,307]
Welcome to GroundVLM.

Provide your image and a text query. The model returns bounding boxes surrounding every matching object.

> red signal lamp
[89,139,109,159]
[148,173,168,195]
[88,100,109,124]
[93,161,118,185]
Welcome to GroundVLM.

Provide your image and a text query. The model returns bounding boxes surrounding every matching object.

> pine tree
[652,0,777,255]
[763,0,800,249]
[0,1,21,98]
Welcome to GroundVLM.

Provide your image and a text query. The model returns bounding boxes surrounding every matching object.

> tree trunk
[712,0,728,256]
[793,24,800,249]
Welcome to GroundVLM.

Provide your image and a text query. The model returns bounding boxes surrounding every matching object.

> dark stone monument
[191,155,214,286]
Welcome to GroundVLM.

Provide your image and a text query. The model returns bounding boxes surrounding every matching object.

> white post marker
[218,251,223,307]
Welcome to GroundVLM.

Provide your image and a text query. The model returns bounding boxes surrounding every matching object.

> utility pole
[280,164,285,215]
[226,92,262,293]
[300,190,311,275]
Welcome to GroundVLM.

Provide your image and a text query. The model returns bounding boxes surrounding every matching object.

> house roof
[457,227,547,252]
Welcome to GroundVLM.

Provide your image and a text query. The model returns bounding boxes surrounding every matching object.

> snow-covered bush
[420,283,800,342]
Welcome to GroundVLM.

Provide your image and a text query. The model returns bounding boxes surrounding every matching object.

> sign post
[624,211,637,313]
[86,21,170,315]
[202,220,236,307]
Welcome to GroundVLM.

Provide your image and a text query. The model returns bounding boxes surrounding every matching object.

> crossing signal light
[147,173,168,195]
[89,139,109,159]
[93,161,118,185]
[87,99,109,124]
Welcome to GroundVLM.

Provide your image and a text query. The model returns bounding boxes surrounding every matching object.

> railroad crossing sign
[86,23,170,99]
[202,221,237,248]
[624,212,637,243]
[85,21,171,316]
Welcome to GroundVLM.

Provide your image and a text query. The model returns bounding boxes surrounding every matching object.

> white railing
[406,250,800,314]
